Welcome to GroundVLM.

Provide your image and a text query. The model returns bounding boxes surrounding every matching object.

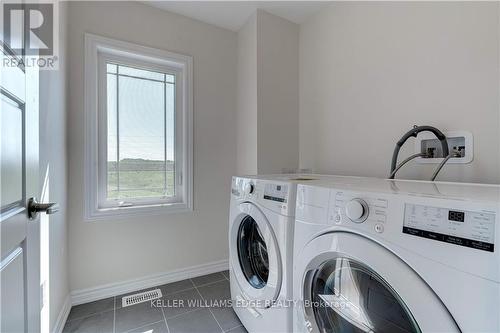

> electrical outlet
[414,130,473,164]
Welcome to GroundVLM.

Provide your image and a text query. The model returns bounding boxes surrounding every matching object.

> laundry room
[0,1,499,333]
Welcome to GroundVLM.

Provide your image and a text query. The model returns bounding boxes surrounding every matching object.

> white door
[230,202,282,307]
[295,232,459,333]
[1,40,56,332]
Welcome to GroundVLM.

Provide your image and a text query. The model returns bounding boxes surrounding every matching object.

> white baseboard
[52,294,71,333]
[71,259,229,306]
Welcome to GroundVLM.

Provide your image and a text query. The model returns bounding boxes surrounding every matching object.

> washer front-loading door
[296,232,459,333]
[230,202,282,307]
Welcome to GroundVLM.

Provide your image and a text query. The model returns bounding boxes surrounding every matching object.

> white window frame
[84,33,193,220]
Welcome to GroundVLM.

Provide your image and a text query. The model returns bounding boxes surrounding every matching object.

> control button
[335,214,341,224]
[345,199,369,223]
[375,211,387,223]
[375,224,384,233]
[243,183,254,195]
[373,198,388,208]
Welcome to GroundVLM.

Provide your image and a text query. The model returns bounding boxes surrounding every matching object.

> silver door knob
[28,197,59,219]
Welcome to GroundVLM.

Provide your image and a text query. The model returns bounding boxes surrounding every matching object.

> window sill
[84,201,193,221]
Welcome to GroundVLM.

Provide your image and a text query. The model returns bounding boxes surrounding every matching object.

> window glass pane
[165,83,175,196]
[107,73,118,195]
[117,73,165,199]
[166,74,175,84]
[107,64,117,74]
[118,65,165,81]
[106,62,176,201]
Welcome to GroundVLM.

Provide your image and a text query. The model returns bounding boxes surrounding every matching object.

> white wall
[257,10,300,174]
[237,14,258,175]
[299,2,500,184]
[236,10,300,175]
[63,0,500,301]
[39,2,69,331]
[67,1,237,291]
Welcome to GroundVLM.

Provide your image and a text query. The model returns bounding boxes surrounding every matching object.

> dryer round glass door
[237,215,269,289]
[295,232,459,333]
[230,202,282,306]
[310,258,419,333]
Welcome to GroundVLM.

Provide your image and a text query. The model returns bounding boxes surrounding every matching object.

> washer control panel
[403,204,496,252]
[297,183,499,282]
[329,191,388,232]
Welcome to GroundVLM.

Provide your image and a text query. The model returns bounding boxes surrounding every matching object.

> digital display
[448,210,465,222]
[263,184,288,203]
[403,204,495,252]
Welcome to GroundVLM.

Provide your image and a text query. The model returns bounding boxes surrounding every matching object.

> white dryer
[293,178,499,333]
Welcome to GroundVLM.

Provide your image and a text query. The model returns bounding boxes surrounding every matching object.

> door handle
[27,197,59,219]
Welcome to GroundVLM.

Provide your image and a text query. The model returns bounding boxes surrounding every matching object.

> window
[85,34,193,220]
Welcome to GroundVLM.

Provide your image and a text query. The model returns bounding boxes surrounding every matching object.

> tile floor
[63,271,247,333]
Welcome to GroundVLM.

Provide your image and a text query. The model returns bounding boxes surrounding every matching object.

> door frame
[295,231,459,333]
[230,202,282,307]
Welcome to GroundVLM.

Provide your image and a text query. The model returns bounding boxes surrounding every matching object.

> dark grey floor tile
[197,279,231,303]
[67,297,114,321]
[191,272,226,287]
[161,288,203,319]
[115,301,164,333]
[226,325,247,333]
[67,272,243,333]
[210,307,241,332]
[126,320,168,333]
[62,310,114,333]
[158,278,195,296]
[167,308,222,333]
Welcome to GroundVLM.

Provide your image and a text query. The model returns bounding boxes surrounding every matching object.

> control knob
[243,183,255,195]
[345,199,368,223]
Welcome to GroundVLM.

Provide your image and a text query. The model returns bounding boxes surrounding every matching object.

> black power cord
[389,125,449,180]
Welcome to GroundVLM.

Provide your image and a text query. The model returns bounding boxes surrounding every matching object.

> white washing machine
[229,175,362,332]
[229,175,301,333]
[293,178,499,333]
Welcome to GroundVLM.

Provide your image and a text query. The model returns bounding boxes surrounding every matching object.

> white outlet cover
[414,130,473,164]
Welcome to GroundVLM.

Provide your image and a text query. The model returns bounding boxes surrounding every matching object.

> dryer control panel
[263,183,289,203]
[403,204,495,252]
[231,177,296,216]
